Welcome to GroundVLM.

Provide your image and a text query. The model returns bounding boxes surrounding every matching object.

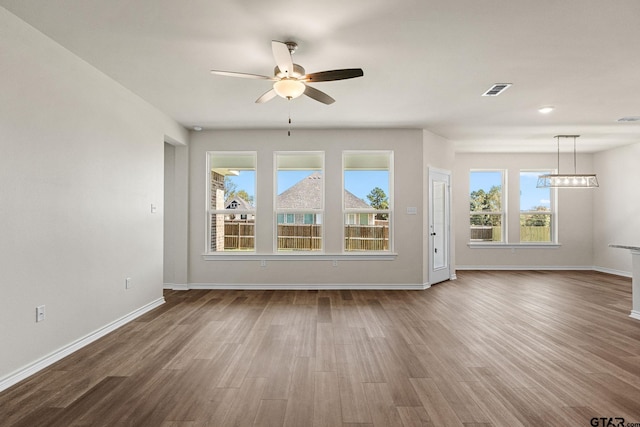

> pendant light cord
[573,135,577,174]
[556,136,560,174]
[288,100,292,137]
[556,135,581,175]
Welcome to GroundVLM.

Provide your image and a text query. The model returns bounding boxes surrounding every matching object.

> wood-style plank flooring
[2,270,640,426]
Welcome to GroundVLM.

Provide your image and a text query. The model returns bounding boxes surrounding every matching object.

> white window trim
[342,150,394,254]
[274,151,325,253]
[469,169,507,243]
[205,151,257,255]
[202,253,398,261]
[519,169,558,244]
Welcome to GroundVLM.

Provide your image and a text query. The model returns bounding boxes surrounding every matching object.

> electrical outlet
[36,305,45,322]
[125,277,132,289]
[332,260,338,267]
[260,260,266,267]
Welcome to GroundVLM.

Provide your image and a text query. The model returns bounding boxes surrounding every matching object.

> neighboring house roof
[344,189,371,210]
[277,172,370,209]
[225,196,253,210]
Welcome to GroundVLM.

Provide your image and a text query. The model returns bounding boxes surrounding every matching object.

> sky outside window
[469,171,502,193]
[344,170,389,204]
[227,167,389,202]
[224,170,255,201]
[520,172,550,211]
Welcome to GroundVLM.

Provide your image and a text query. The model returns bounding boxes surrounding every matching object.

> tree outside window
[469,170,505,242]
[366,187,389,220]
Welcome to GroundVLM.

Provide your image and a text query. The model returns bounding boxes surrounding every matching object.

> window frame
[274,151,325,253]
[519,169,557,244]
[342,150,394,253]
[469,169,507,244]
[205,151,257,254]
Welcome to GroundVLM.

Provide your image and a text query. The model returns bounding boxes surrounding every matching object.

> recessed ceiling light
[538,106,554,114]
[617,116,640,122]
[193,126,203,131]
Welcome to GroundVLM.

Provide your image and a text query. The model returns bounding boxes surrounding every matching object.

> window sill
[468,243,561,249]
[202,253,398,261]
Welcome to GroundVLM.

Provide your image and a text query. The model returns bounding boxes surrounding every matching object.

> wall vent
[482,83,512,96]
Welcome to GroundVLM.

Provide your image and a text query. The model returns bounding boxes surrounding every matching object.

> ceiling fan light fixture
[273,79,306,99]
[210,41,362,105]
[275,64,305,79]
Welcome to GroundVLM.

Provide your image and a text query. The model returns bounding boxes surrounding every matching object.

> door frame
[428,167,452,285]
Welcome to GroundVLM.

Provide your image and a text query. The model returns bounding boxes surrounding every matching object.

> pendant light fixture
[537,135,599,188]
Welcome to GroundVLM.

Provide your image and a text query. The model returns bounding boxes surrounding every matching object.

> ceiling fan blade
[255,89,277,104]
[272,40,294,76]
[304,85,335,105]
[210,70,275,80]
[303,68,364,82]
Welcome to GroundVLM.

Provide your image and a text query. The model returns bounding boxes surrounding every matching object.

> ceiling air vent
[482,83,512,97]
[617,116,640,122]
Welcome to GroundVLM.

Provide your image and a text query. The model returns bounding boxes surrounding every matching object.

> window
[343,151,392,252]
[520,170,554,242]
[207,152,256,252]
[275,152,324,252]
[469,170,505,242]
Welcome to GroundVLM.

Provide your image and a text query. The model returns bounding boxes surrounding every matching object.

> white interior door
[428,168,451,285]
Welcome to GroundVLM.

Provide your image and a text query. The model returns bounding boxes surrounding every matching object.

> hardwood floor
[2,270,640,426]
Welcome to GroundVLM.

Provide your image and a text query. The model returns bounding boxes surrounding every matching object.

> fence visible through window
[277,224,322,251]
[344,223,389,251]
[222,222,389,251]
[223,222,255,250]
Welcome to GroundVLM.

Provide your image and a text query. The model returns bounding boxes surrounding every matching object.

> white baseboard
[187,282,429,290]
[164,283,189,290]
[630,311,640,321]
[455,265,594,271]
[592,266,632,278]
[455,265,632,278]
[0,297,165,393]
[450,273,457,280]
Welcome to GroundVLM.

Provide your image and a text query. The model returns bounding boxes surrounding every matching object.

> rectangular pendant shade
[537,174,599,188]
[537,135,599,189]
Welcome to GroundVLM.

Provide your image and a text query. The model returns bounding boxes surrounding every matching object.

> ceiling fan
[210,40,364,105]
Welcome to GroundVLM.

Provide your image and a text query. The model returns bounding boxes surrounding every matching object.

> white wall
[423,130,456,284]
[454,153,594,268]
[187,129,428,287]
[593,142,640,275]
[0,8,187,384]
[164,143,176,284]
[163,142,190,288]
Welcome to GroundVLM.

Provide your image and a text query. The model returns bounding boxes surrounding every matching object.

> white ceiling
[3,0,640,153]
